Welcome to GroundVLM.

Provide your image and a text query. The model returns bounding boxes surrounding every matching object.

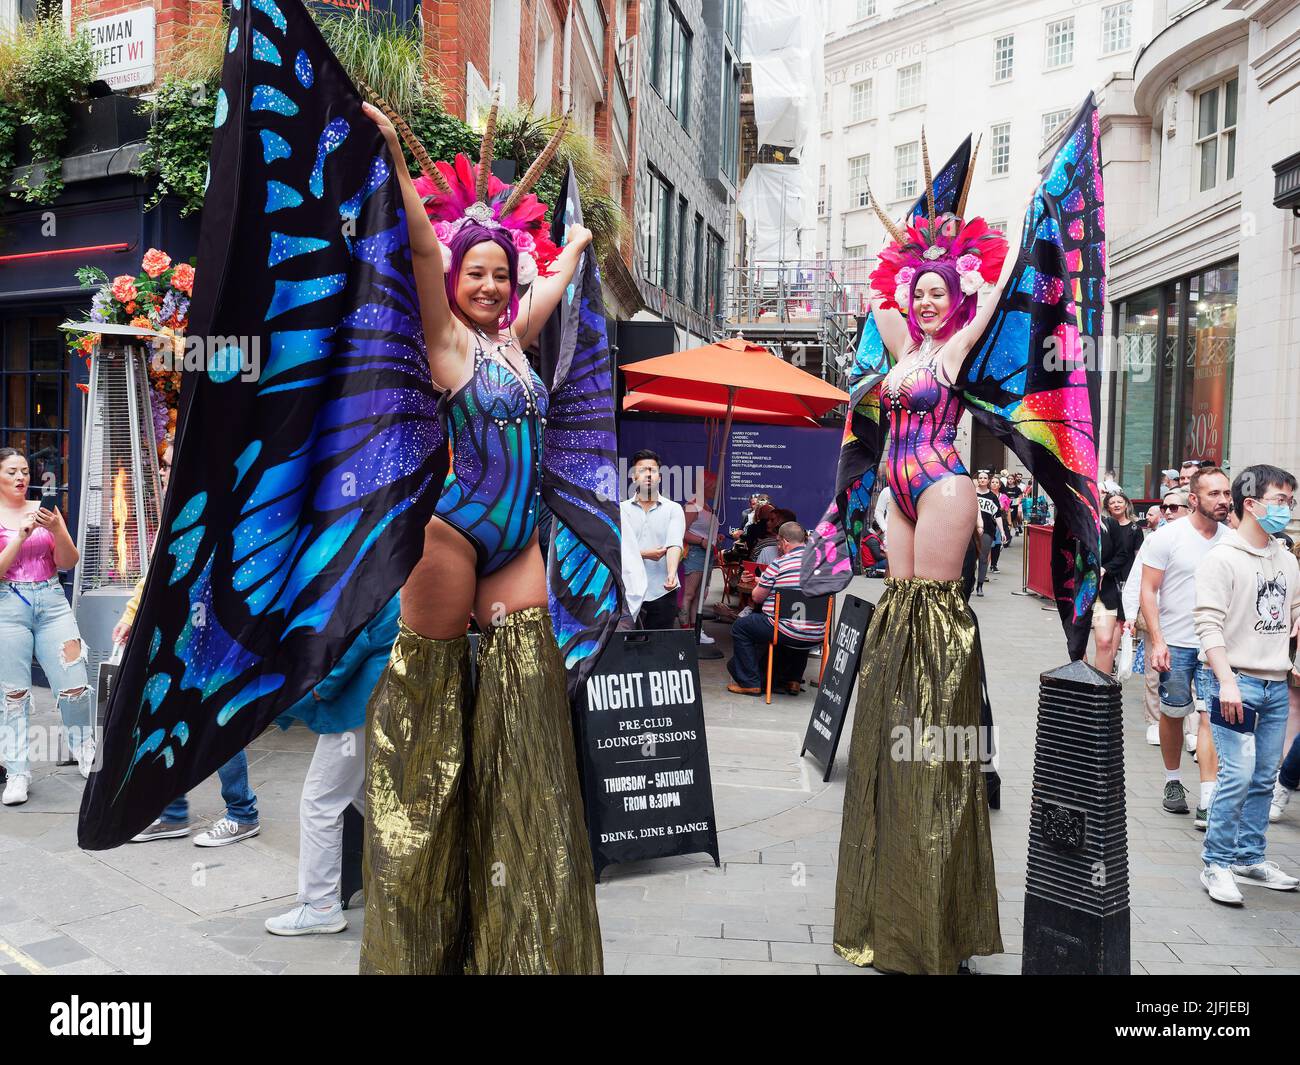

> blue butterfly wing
[78,0,444,848]
[538,167,623,701]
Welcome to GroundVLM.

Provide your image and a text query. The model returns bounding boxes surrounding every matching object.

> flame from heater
[113,467,129,577]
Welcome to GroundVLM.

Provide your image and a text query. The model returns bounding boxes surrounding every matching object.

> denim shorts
[682,546,708,574]
[1158,644,1218,719]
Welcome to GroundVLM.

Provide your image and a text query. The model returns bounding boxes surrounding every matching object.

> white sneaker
[1200,865,1243,905]
[265,902,347,936]
[1231,861,1300,891]
[2,774,29,806]
[698,630,715,645]
[193,817,260,847]
[1185,731,1198,754]
[1145,724,1160,747]
[1270,782,1294,823]
[73,737,97,780]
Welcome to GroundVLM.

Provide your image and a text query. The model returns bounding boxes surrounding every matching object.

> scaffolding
[718,258,860,396]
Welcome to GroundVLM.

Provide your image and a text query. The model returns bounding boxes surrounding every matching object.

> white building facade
[818,0,1155,297]
[1097,0,1300,500]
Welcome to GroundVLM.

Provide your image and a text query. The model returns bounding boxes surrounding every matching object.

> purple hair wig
[445,222,520,329]
[906,261,977,346]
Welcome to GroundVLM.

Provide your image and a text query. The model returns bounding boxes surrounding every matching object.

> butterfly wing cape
[537,166,625,702]
[956,95,1105,659]
[78,0,444,848]
[800,137,973,595]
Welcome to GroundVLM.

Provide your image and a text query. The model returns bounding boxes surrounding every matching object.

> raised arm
[940,177,1038,380]
[362,103,467,390]
[510,225,594,350]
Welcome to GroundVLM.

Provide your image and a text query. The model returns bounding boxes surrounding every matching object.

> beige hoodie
[1194,530,1300,680]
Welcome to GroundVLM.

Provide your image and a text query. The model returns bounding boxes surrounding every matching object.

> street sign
[577,628,720,880]
[800,593,873,781]
[82,8,156,91]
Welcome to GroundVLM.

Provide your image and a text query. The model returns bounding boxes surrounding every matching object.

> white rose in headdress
[517,251,538,286]
[959,271,983,295]
[895,283,911,307]
[439,243,453,273]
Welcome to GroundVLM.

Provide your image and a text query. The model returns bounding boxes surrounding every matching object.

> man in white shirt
[1124,488,1191,746]
[619,450,685,630]
[1140,468,1231,825]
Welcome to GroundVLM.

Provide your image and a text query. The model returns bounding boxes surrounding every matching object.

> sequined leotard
[880,341,968,523]
[435,332,549,574]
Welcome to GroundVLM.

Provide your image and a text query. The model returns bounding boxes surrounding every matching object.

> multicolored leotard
[435,332,549,575]
[880,342,968,523]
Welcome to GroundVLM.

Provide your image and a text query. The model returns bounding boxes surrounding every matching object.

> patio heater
[66,325,166,688]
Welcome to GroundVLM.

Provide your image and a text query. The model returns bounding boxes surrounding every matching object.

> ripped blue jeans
[0,578,92,777]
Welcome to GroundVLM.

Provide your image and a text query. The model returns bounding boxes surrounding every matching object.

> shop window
[1,315,74,509]
[1179,264,1237,467]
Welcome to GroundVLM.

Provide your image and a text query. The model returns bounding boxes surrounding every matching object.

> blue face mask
[1254,503,1292,535]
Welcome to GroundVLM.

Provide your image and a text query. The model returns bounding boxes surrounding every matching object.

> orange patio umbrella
[620,338,848,638]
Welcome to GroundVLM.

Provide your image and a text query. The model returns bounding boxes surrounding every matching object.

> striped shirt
[758,546,825,643]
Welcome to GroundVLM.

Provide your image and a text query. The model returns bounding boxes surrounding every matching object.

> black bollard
[1022,659,1129,975]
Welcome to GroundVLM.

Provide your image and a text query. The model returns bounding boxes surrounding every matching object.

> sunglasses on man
[1160,502,1189,513]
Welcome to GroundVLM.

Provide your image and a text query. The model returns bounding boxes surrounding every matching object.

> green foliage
[404,103,478,174]
[314,10,437,115]
[488,107,625,260]
[0,7,97,204]
[135,78,219,216]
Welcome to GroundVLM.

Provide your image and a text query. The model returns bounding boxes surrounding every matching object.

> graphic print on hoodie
[1257,573,1288,634]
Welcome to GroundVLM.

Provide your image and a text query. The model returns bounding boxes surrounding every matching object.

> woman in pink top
[0,448,91,806]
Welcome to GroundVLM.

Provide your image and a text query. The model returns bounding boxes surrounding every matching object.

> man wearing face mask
[1193,465,1300,905]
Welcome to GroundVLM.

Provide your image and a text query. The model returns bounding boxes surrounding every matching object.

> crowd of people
[1092,462,1300,906]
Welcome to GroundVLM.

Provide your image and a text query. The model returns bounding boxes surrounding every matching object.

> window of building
[896,62,922,110]
[646,0,663,91]
[533,6,555,109]
[843,244,868,259]
[895,142,918,199]
[1196,76,1238,193]
[675,195,689,301]
[1041,108,1071,145]
[642,167,675,289]
[990,122,1011,176]
[822,87,831,132]
[1101,2,1132,55]
[987,220,1008,235]
[721,58,741,183]
[850,79,873,123]
[993,33,1014,82]
[724,0,742,45]
[1045,17,1074,69]
[692,214,705,310]
[848,154,870,208]
[704,228,725,321]
[665,2,692,128]
[855,0,876,19]
[817,164,827,215]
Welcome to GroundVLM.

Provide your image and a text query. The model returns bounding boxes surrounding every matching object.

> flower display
[64,249,196,457]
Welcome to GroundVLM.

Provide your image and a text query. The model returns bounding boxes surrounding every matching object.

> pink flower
[111,275,138,303]
[896,266,915,287]
[170,263,195,295]
[141,248,171,278]
[955,253,981,275]
[432,220,454,244]
[513,230,536,254]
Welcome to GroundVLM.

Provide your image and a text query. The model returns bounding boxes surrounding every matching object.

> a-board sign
[578,628,720,880]
[800,594,874,781]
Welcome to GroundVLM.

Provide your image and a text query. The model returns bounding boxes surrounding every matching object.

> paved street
[3,535,1299,975]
